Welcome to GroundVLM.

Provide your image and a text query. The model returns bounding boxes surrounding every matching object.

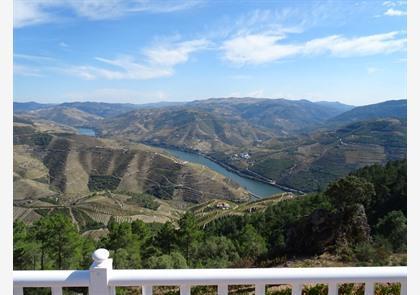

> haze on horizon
[14,0,407,106]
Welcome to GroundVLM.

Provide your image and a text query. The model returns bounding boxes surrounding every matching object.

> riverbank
[144,142,305,195]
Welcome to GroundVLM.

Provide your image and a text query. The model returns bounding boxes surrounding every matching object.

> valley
[13,97,407,231]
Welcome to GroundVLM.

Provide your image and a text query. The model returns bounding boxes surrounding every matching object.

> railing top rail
[108,267,407,286]
[13,270,90,288]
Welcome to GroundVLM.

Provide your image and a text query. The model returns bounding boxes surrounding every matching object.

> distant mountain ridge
[328,99,407,126]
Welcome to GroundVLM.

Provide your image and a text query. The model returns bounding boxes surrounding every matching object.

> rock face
[286,204,370,255]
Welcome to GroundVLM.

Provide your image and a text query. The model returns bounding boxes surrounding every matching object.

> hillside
[101,107,274,153]
[19,106,103,127]
[14,98,406,193]
[13,122,250,228]
[14,101,187,118]
[241,118,407,191]
[328,100,407,126]
[187,97,353,133]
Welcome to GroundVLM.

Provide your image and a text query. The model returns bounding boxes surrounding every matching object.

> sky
[13,0,407,106]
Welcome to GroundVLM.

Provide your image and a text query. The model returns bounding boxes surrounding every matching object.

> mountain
[20,106,103,127]
[187,97,353,133]
[101,107,274,153]
[14,101,187,118]
[14,101,55,113]
[59,102,141,117]
[328,100,407,126]
[244,118,406,191]
[314,101,354,113]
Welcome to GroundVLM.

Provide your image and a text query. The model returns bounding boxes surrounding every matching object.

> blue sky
[13,0,407,106]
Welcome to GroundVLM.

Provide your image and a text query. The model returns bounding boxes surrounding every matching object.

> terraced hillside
[242,118,407,191]
[189,192,296,226]
[18,106,103,127]
[101,108,274,153]
[13,122,249,229]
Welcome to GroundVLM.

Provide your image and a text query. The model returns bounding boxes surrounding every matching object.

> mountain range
[14,97,406,193]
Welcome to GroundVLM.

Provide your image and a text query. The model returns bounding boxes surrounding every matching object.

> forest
[14,160,406,295]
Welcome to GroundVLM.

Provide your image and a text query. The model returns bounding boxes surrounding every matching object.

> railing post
[180,285,191,295]
[142,285,153,295]
[255,284,265,295]
[218,284,228,295]
[364,281,375,295]
[328,282,338,295]
[89,248,115,295]
[291,283,302,295]
[401,280,407,295]
[13,287,23,295]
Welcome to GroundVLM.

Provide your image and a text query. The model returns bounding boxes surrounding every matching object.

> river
[160,148,284,198]
[77,127,284,198]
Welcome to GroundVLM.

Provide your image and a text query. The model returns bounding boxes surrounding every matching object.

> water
[77,127,96,137]
[73,127,284,197]
[161,148,284,198]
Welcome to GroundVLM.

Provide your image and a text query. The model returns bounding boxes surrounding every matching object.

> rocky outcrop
[286,204,370,255]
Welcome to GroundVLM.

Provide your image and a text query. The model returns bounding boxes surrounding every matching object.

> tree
[192,236,239,268]
[178,212,201,265]
[13,221,40,270]
[155,222,177,254]
[32,213,82,269]
[375,210,407,251]
[325,176,375,210]
[145,252,187,269]
[236,224,267,259]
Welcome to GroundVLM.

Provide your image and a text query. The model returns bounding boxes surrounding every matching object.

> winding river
[77,127,284,198]
[160,148,284,198]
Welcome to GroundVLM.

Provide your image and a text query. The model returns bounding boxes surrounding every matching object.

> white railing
[13,248,407,295]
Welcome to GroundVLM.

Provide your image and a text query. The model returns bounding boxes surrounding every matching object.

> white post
[364,281,375,295]
[89,248,114,295]
[401,280,407,295]
[13,287,23,295]
[291,283,302,295]
[255,284,265,295]
[218,284,228,295]
[142,285,153,295]
[51,287,63,295]
[180,285,191,295]
[328,282,338,295]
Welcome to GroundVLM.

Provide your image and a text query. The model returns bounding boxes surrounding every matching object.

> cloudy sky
[14,0,406,105]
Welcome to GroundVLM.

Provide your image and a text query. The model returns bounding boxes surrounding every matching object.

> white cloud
[64,38,208,80]
[222,34,300,64]
[14,0,60,28]
[14,64,43,77]
[248,89,265,98]
[64,88,168,103]
[383,1,396,7]
[222,31,406,65]
[66,60,173,80]
[384,8,406,16]
[367,67,380,75]
[383,1,406,7]
[14,53,56,62]
[59,42,69,48]
[144,39,210,66]
[304,32,406,57]
[14,0,203,28]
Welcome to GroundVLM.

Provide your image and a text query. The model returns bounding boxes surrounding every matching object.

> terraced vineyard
[13,121,250,230]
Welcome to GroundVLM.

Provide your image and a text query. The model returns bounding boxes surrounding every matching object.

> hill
[14,101,54,113]
[18,106,104,127]
[14,101,187,118]
[240,118,406,192]
[13,122,250,228]
[187,97,353,133]
[328,100,407,126]
[101,107,274,153]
